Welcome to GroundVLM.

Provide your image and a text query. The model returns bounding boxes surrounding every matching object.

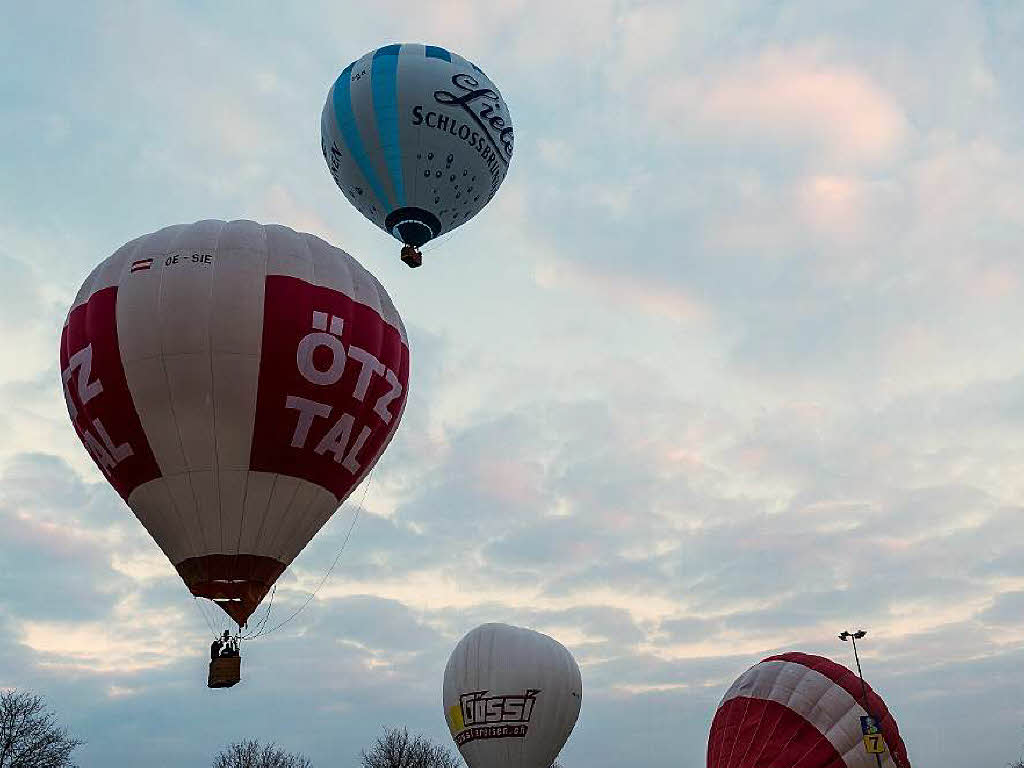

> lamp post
[839,629,883,768]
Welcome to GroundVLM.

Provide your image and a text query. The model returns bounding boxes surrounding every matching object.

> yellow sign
[448,705,464,732]
[863,734,886,754]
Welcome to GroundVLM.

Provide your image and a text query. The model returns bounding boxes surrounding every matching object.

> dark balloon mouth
[385,207,442,247]
[177,554,287,626]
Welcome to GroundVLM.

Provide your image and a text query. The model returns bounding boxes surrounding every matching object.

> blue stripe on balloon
[372,45,405,208]
[425,45,451,62]
[374,43,401,58]
[332,63,392,212]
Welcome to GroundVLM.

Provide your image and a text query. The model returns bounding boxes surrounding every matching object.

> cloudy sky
[2,1,1024,766]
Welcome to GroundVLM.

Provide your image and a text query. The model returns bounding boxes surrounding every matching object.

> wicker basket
[208,656,241,688]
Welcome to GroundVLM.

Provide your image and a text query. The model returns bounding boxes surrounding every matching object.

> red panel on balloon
[59,287,161,499]
[250,275,410,501]
[708,696,843,768]
[763,652,911,768]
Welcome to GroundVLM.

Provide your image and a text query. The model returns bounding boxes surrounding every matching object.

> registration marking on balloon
[159,252,213,269]
[448,689,540,746]
[250,275,408,501]
[128,252,214,276]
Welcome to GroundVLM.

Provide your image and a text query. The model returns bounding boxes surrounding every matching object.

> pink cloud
[652,46,908,167]
[471,457,543,506]
[534,258,712,325]
[965,263,1019,300]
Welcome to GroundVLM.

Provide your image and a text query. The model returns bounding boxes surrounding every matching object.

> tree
[0,689,82,768]
[212,739,312,768]
[360,727,460,768]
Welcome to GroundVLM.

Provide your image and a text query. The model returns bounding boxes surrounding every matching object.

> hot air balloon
[443,623,582,768]
[59,220,409,683]
[707,652,912,768]
[321,43,513,267]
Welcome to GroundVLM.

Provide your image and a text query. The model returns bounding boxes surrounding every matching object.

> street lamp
[839,629,883,768]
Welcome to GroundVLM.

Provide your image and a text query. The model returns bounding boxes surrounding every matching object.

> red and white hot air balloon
[708,652,912,768]
[59,220,409,629]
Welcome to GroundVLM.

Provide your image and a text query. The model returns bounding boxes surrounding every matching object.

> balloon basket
[208,656,241,688]
[400,246,422,268]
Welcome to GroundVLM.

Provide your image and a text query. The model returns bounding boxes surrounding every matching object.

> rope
[192,596,219,640]
[421,219,472,253]
[245,470,374,640]
[239,584,277,640]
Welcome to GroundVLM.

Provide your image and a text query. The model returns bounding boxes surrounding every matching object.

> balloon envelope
[708,652,912,768]
[443,623,582,768]
[60,220,409,625]
[321,43,513,249]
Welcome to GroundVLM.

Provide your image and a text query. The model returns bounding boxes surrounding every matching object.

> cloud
[3,2,1024,766]
[534,257,713,325]
[0,454,135,623]
[691,46,907,165]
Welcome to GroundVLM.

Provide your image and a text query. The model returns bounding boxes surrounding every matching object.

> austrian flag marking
[130,258,154,273]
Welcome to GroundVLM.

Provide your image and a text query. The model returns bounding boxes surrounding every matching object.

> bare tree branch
[360,727,461,768]
[212,739,312,768]
[0,690,82,768]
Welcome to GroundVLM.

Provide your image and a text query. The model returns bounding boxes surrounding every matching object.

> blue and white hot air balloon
[321,43,514,267]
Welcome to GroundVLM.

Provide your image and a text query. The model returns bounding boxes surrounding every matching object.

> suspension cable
[245,471,374,639]
[192,596,219,640]
[238,584,277,640]
[421,218,472,253]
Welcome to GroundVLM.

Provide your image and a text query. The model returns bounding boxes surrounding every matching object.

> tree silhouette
[0,689,83,768]
[360,727,460,768]
[212,739,312,768]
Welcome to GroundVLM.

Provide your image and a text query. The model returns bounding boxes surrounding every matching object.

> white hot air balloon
[443,623,582,768]
[60,221,410,636]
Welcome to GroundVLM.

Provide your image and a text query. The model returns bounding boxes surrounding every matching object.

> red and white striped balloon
[59,220,409,625]
[708,652,912,768]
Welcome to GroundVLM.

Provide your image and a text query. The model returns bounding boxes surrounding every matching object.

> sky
[2,1,1024,766]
